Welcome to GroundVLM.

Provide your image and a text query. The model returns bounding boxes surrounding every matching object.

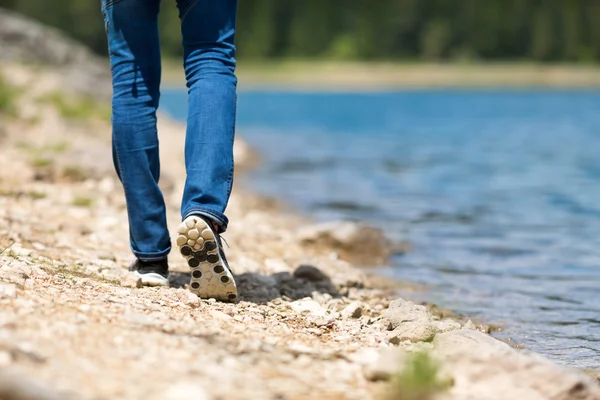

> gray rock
[293,265,329,282]
[296,221,393,266]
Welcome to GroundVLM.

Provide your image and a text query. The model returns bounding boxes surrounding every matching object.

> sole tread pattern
[177,216,237,302]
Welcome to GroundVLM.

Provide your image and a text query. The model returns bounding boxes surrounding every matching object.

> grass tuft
[383,352,452,400]
[40,91,110,121]
[31,156,53,168]
[0,72,20,117]
[72,196,93,207]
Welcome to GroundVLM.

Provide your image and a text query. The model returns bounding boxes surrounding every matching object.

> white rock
[163,382,212,400]
[0,283,17,298]
[0,351,12,367]
[341,302,363,319]
[289,299,327,317]
[359,347,406,381]
[434,329,600,400]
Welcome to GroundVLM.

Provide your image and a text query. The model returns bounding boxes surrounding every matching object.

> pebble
[163,382,212,400]
[0,283,17,298]
[341,302,363,319]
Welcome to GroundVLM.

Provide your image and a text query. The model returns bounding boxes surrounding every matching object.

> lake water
[161,88,600,369]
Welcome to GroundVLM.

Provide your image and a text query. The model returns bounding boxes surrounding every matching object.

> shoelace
[219,235,230,249]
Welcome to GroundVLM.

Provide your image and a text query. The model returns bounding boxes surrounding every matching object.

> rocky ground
[1,62,600,400]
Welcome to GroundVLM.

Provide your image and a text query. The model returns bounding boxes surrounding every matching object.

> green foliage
[39,91,110,121]
[72,196,93,208]
[31,156,53,168]
[0,72,20,116]
[383,352,451,400]
[1,0,600,62]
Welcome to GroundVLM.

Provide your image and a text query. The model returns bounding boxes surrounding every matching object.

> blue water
[161,89,600,369]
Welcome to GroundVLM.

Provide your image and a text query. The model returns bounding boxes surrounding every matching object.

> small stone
[209,310,233,323]
[0,283,17,298]
[437,319,462,333]
[163,382,211,400]
[126,313,157,327]
[120,275,142,288]
[463,320,476,330]
[388,322,438,344]
[289,299,327,317]
[341,302,363,319]
[306,314,335,327]
[305,328,323,336]
[362,348,406,381]
[0,351,12,367]
[98,252,116,262]
[382,299,431,331]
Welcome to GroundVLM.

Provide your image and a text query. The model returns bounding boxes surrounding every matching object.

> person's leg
[102,0,171,262]
[177,0,238,234]
[175,0,238,301]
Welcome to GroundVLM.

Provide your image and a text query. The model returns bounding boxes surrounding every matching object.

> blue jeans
[102,0,237,261]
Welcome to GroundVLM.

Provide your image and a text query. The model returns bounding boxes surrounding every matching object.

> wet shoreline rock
[296,221,397,266]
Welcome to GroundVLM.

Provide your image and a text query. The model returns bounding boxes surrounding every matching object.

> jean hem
[133,247,171,262]
[182,207,229,233]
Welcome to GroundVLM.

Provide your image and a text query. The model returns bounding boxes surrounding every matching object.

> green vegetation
[30,156,53,168]
[383,352,451,400]
[0,240,15,256]
[1,1,600,63]
[72,196,93,207]
[52,262,120,285]
[0,189,47,199]
[39,91,110,121]
[0,72,20,116]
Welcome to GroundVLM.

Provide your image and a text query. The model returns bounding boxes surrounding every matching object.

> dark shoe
[176,215,237,302]
[129,258,169,287]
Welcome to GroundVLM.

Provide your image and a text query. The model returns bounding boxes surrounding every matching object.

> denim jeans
[102,0,237,261]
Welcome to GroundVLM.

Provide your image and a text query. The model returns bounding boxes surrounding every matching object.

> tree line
[1,0,599,62]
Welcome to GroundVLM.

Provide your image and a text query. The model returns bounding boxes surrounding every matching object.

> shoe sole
[176,216,237,302]
[133,271,169,287]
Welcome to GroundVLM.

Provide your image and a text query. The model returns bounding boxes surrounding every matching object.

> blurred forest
[1,0,600,62]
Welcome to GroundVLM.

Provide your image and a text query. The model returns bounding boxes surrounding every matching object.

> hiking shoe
[176,215,237,302]
[129,258,169,286]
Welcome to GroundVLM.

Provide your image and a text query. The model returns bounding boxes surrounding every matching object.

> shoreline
[162,60,600,90]
[1,62,599,399]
